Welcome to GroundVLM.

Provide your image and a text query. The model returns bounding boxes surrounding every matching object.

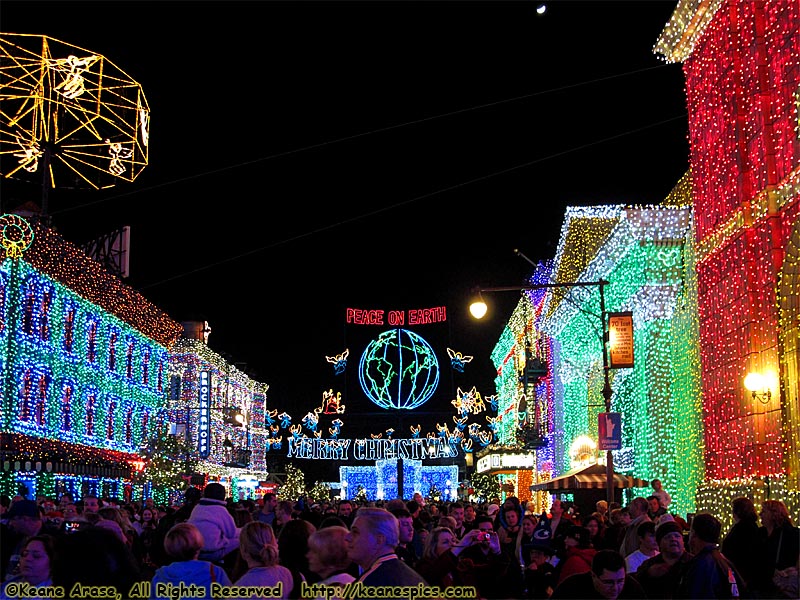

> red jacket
[557,546,597,585]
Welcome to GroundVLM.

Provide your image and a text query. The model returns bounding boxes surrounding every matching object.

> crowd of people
[0,480,797,600]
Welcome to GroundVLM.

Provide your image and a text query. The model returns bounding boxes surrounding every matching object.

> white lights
[569,435,598,468]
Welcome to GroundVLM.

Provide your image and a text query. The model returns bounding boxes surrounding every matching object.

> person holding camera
[413,526,464,589]
[455,515,525,598]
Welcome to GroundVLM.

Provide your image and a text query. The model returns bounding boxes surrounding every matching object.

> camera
[63,520,82,534]
[479,532,491,541]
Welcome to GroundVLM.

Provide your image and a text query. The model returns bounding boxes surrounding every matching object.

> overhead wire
[138,111,686,291]
[50,64,674,217]
[37,61,684,291]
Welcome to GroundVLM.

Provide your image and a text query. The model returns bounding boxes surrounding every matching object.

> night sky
[1,1,689,482]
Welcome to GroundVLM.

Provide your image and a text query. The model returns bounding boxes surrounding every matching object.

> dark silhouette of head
[203,482,226,501]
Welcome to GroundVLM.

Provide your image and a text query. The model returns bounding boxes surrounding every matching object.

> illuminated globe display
[358,328,440,410]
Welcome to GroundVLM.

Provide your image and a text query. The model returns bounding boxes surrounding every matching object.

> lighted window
[142,349,150,386]
[20,369,34,421]
[22,289,35,335]
[39,288,53,342]
[108,329,118,372]
[107,399,116,440]
[169,374,181,400]
[125,338,134,379]
[87,319,98,363]
[63,304,76,353]
[61,383,73,431]
[86,391,96,437]
[125,405,133,444]
[36,372,48,427]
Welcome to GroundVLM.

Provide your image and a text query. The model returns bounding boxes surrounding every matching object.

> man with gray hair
[619,497,651,557]
[345,507,427,594]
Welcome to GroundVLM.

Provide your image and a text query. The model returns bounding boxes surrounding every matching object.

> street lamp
[470,279,616,504]
[743,372,773,404]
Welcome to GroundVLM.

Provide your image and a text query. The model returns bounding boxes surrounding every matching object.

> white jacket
[187,498,241,556]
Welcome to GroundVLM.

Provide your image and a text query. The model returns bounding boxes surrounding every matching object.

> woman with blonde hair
[235,521,294,598]
[306,525,354,599]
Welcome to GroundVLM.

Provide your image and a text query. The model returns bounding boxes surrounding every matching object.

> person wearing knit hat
[655,520,682,545]
[634,520,691,598]
[486,504,500,518]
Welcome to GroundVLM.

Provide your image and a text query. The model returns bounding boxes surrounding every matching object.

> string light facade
[656,0,799,523]
[493,205,702,516]
[0,222,182,499]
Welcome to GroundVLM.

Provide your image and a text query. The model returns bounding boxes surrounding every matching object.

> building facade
[656,0,799,519]
[0,219,182,501]
[0,217,274,503]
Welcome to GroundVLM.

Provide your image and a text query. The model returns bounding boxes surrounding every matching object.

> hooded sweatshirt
[150,559,231,599]
[187,498,241,557]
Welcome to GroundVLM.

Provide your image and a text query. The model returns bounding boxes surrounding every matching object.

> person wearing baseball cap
[634,520,692,598]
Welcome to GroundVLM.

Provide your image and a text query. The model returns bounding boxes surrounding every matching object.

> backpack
[713,548,745,599]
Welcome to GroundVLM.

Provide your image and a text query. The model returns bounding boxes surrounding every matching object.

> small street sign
[598,412,622,450]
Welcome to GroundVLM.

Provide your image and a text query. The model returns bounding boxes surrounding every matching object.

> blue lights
[339,459,458,500]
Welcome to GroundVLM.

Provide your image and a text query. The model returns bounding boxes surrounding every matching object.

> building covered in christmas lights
[654,0,799,518]
[0,219,183,501]
[166,331,271,500]
[490,201,700,517]
[0,217,274,503]
[491,0,799,525]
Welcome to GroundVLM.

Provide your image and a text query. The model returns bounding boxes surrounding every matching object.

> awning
[529,462,650,492]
